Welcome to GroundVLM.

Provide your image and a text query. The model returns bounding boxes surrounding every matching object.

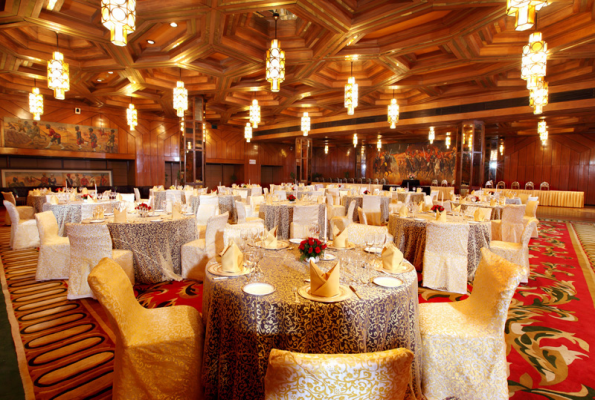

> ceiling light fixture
[29,79,43,121]
[506,0,548,31]
[244,123,252,143]
[173,69,188,117]
[353,133,358,148]
[530,77,548,114]
[538,120,548,145]
[180,119,184,132]
[127,98,137,131]
[429,127,435,144]
[46,0,58,10]
[388,89,399,129]
[522,32,547,90]
[249,99,260,128]
[47,33,69,100]
[325,144,328,154]
[500,141,505,156]
[377,136,382,150]
[147,39,155,44]
[445,132,451,149]
[301,112,310,136]
[266,12,285,92]
[468,134,473,150]
[97,79,103,82]
[101,0,136,46]
[108,71,114,74]
[170,22,178,27]
[345,59,358,115]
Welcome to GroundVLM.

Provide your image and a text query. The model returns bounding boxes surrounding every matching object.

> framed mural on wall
[1,170,112,188]
[2,117,119,153]
[371,142,457,185]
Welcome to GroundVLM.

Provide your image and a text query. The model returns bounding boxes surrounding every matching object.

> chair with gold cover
[490,220,536,284]
[419,247,524,400]
[66,223,134,300]
[422,221,470,295]
[523,200,539,238]
[4,201,39,250]
[264,348,414,400]
[491,204,526,243]
[88,257,203,400]
[35,211,70,281]
[2,191,34,226]
[181,212,228,281]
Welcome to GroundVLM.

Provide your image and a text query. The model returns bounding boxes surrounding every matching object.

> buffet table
[484,188,584,208]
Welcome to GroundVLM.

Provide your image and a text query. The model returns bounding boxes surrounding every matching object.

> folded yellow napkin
[499,198,506,206]
[453,205,461,213]
[490,198,497,207]
[221,241,244,273]
[382,243,404,272]
[471,190,476,195]
[418,201,424,211]
[49,195,59,205]
[69,193,76,202]
[114,208,127,223]
[480,195,486,202]
[416,188,422,193]
[96,208,105,219]
[263,227,278,249]
[116,193,122,201]
[399,205,408,217]
[310,260,340,297]
[450,194,456,202]
[474,208,482,222]
[435,211,447,222]
[332,226,350,248]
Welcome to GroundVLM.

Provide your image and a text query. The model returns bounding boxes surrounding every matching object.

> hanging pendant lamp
[29,79,43,120]
[266,12,285,92]
[47,33,69,100]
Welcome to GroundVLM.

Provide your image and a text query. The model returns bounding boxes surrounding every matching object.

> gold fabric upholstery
[264,348,414,400]
[88,258,203,400]
[419,248,524,400]
[35,211,70,281]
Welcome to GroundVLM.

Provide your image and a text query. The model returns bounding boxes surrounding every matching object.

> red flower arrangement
[363,190,370,195]
[287,194,296,202]
[298,237,327,261]
[135,203,152,211]
[431,205,444,213]
[81,194,90,199]
[472,196,480,202]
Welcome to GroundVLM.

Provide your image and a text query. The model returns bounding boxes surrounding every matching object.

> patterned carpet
[1,223,595,399]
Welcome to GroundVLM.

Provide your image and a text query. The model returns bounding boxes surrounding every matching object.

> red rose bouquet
[287,194,296,202]
[298,237,327,261]
[363,190,370,195]
[81,194,90,199]
[135,203,152,211]
[431,205,444,213]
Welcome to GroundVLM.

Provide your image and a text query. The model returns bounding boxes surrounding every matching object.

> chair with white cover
[66,223,133,300]
[419,247,525,400]
[195,202,219,239]
[525,181,534,190]
[485,180,493,188]
[251,186,262,196]
[329,201,355,239]
[87,257,203,400]
[326,193,345,219]
[275,190,286,201]
[119,193,136,203]
[166,190,183,205]
[505,197,522,205]
[429,191,438,201]
[490,220,536,284]
[344,221,393,246]
[134,188,142,202]
[264,348,414,400]
[181,212,229,281]
[491,204,526,243]
[236,202,264,225]
[35,211,70,281]
[2,191,34,226]
[4,201,39,250]
[441,180,448,187]
[523,200,539,238]
[431,179,438,186]
[249,195,265,218]
[423,221,470,294]
[362,195,382,226]
[263,187,269,195]
[290,204,320,239]
[476,207,492,221]
[425,195,434,207]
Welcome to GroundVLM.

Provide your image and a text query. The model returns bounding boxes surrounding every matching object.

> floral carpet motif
[419,222,595,399]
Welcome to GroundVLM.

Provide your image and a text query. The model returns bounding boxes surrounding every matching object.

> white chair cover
[120,193,136,203]
[290,205,319,239]
[492,204,526,243]
[4,201,39,250]
[35,211,70,281]
[134,188,142,201]
[166,190,183,205]
[236,202,264,225]
[196,204,218,226]
[490,220,536,284]
[423,221,470,294]
[329,201,356,239]
[344,222,393,246]
[362,195,382,226]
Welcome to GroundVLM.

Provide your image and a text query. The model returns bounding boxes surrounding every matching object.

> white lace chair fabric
[490,220,536,284]
[4,201,39,250]
[431,180,438,186]
[249,195,264,217]
[491,204,526,243]
[362,195,382,226]
[523,200,539,238]
[329,201,356,240]
[66,223,133,300]
[344,222,393,246]
[540,182,549,191]
[419,248,525,400]
[441,180,448,187]
[290,205,319,239]
[181,212,229,281]
[35,211,70,281]
[275,190,287,200]
[505,197,522,205]
[423,222,470,294]
[2,191,34,226]
[236,202,264,225]
[200,194,219,206]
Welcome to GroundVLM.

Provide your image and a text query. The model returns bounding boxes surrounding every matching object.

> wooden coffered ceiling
[1,0,595,141]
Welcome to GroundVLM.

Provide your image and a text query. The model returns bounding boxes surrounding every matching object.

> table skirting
[261,202,326,240]
[484,188,584,208]
[395,192,425,204]
[319,183,384,193]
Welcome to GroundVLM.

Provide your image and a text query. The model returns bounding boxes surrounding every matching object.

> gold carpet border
[568,223,595,309]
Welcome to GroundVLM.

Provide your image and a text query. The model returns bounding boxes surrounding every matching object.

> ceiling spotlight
[108,71,114,74]
[97,79,103,82]
[353,133,358,148]
[170,22,178,27]
[147,39,155,44]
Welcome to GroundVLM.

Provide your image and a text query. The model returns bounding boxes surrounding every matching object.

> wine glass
[364,233,374,252]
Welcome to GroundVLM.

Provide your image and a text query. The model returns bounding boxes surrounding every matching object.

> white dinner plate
[364,246,383,254]
[413,218,425,221]
[87,219,104,224]
[320,253,336,261]
[183,212,194,216]
[242,282,275,296]
[289,238,304,244]
[208,263,250,277]
[380,261,414,275]
[327,242,355,250]
[104,212,114,216]
[150,219,162,223]
[298,284,352,303]
[372,276,403,288]
[468,221,479,224]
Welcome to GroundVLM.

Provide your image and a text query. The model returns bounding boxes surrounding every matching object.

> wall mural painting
[2,117,119,153]
[2,170,112,188]
[372,142,457,185]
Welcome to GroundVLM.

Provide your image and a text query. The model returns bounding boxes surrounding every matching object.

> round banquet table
[43,200,120,236]
[450,201,503,220]
[388,213,491,279]
[201,248,422,400]
[395,192,425,204]
[189,195,241,223]
[342,195,390,223]
[106,215,197,284]
[261,201,326,240]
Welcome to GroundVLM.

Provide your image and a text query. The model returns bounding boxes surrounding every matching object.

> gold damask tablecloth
[342,195,391,223]
[484,188,584,208]
[261,202,326,240]
[202,248,422,400]
[388,213,491,279]
[395,192,425,204]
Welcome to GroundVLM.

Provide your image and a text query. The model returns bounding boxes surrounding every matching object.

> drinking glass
[364,233,374,251]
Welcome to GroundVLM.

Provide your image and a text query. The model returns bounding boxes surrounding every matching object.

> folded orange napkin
[332,225,350,248]
[382,243,404,272]
[263,226,278,249]
[310,260,340,297]
[221,241,244,273]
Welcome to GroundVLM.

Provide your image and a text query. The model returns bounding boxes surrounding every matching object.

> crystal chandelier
[429,127,435,144]
[388,93,399,129]
[530,77,548,114]
[266,13,285,93]
[47,34,69,100]
[244,123,252,143]
[522,32,547,89]
[353,133,358,148]
[324,144,328,154]
[344,61,358,115]
[538,120,548,145]
[126,101,137,131]
[301,112,310,136]
[249,99,260,128]
[173,79,188,118]
[506,0,548,31]
[101,0,136,46]
[445,132,451,149]
[29,81,43,120]
[377,137,382,150]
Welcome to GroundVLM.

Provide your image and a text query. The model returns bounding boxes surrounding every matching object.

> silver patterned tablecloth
[202,249,422,400]
[189,195,241,223]
[43,201,120,236]
[27,195,47,213]
[388,213,491,279]
[342,196,390,223]
[450,202,503,220]
[107,215,197,284]
[395,192,425,204]
[261,202,326,240]
[149,190,167,209]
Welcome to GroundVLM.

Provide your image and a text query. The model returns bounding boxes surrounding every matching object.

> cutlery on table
[349,285,362,299]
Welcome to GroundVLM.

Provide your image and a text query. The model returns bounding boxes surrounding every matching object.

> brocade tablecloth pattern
[342,196,390,223]
[189,195,241,223]
[149,190,167,209]
[261,202,326,240]
[450,202,503,220]
[107,216,197,284]
[202,248,422,400]
[27,195,48,213]
[388,214,491,279]
[43,201,119,236]
[395,192,425,204]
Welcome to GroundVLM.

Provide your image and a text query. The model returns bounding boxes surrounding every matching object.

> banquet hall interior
[1,0,595,399]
